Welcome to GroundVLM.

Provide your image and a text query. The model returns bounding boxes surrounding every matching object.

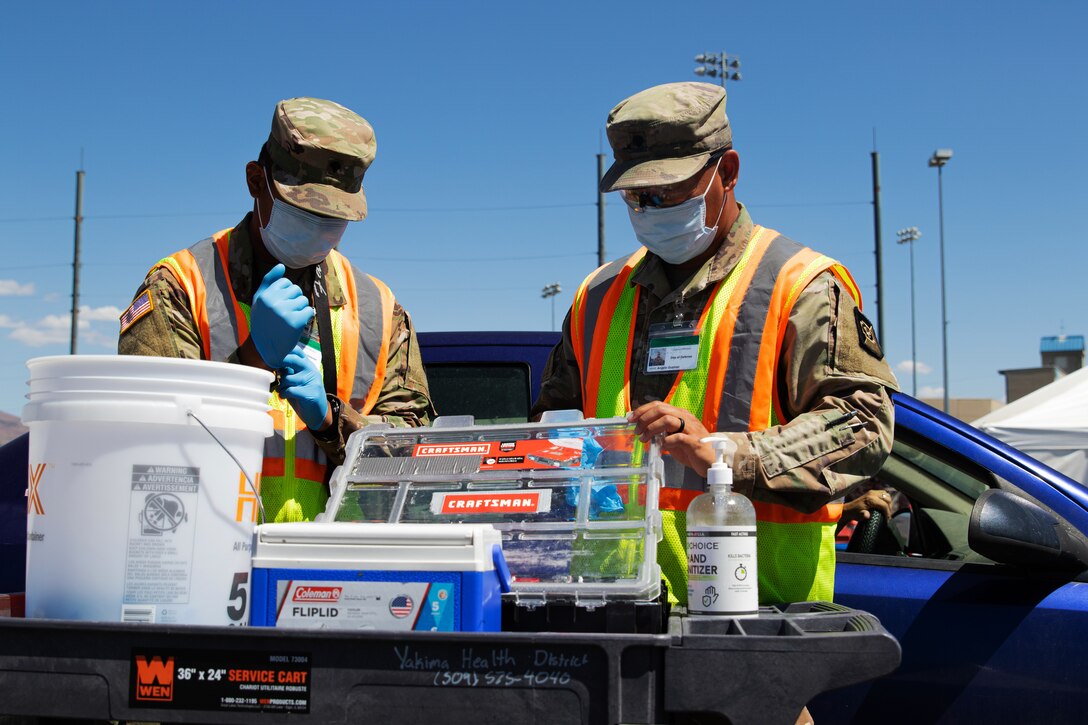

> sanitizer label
[686,527,758,615]
[123,465,201,608]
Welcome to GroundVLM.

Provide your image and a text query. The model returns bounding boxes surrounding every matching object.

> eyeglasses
[620,154,722,210]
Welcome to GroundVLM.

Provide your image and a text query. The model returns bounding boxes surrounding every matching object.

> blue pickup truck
[418,330,1088,725]
[1,331,1085,722]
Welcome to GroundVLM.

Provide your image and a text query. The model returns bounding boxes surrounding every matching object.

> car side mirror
[969,489,1088,572]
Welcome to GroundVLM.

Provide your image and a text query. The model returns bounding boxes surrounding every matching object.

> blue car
[418,331,1088,724]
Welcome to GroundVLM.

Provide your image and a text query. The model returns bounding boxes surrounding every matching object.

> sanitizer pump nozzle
[704,434,738,490]
[686,433,758,617]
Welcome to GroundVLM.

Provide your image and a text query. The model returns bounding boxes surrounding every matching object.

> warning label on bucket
[129,648,310,713]
[124,465,200,606]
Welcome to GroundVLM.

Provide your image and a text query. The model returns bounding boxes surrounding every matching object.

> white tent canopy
[974,366,1088,486]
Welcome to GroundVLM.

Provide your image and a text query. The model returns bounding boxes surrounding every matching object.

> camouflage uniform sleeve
[729,272,899,512]
[117,266,204,359]
[529,308,584,419]
[312,302,436,464]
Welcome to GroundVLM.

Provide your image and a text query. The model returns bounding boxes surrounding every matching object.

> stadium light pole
[541,283,562,331]
[693,52,742,87]
[896,227,922,397]
[928,149,953,413]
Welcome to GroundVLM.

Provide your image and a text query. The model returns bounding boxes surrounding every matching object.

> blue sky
[1,0,1085,417]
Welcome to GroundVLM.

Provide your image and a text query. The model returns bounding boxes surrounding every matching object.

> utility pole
[597,153,606,267]
[70,168,84,355]
[871,147,885,338]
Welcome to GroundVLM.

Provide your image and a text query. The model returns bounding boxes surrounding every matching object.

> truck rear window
[423,362,532,424]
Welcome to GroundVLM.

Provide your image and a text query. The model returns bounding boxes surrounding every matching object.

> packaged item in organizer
[251,523,510,631]
[319,413,664,607]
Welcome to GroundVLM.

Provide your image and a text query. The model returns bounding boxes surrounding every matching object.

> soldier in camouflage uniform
[119,97,435,522]
[531,82,898,611]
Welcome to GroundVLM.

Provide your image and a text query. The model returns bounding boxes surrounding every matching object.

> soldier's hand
[843,489,895,521]
[277,347,329,431]
[250,264,314,368]
[628,401,717,478]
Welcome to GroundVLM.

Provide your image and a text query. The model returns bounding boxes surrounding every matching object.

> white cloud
[896,360,933,375]
[9,314,80,347]
[0,280,34,296]
[81,329,120,350]
[79,305,124,322]
[10,326,70,347]
[6,308,122,348]
[918,386,944,398]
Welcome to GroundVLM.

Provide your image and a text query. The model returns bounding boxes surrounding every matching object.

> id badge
[300,335,323,373]
[646,321,701,374]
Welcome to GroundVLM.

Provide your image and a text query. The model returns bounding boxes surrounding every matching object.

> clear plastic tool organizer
[321,413,664,607]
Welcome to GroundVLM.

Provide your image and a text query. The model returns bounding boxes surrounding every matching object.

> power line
[749,201,869,208]
[367,252,593,262]
[0,199,871,224]
[0,263,69,271]
[377,203,596,212]
[0,212,235,223]
[0,204,593,224]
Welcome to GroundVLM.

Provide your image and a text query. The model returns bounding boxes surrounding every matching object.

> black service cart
[0,601,898,725]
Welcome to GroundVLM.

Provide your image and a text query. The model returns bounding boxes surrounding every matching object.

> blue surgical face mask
[257,174,349,269]
[625,158,725,264]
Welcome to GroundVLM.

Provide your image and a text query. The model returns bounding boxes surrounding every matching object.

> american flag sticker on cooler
[388,595,414,618]
[119,291,154,335]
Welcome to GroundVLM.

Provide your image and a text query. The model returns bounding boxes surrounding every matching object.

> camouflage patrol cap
[600,82,731,193]
[264,97,376,221]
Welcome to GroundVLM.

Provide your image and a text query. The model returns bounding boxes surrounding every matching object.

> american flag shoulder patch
[119,291,154,334]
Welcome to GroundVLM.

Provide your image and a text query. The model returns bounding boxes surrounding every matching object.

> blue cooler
[250,523,510,631]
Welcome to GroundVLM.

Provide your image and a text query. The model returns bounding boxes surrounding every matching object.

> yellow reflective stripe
[156,256,187,286]
[259,474,329,523]
[595,280,638,416]
[330,305,344,369]
[239,296,339,519]
[831,263,862,307]
[755,519,837,603]
[659,508,688,605]
[783,254,832,313]
[669,230,763,422]
[571,272,591,366]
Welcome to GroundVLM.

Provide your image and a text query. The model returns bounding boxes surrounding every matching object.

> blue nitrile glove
[277,348,329,431]
[564,480,625,517]
[564,437,624,516]
[250,264,315,368]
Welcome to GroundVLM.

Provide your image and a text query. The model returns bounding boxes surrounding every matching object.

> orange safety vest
[572,225,861,605]
[156,228,395,522]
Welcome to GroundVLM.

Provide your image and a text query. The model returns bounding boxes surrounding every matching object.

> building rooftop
[1040,335,1084,353]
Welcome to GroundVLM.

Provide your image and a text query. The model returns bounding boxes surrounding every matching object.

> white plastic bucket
[22,355,274,625]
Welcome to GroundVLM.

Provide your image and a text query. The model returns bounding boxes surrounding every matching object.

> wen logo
[27,464,45,515]
[134,655,174,702]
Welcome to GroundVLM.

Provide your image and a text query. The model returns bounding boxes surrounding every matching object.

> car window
[424,362,532,425]
[845,428,999,562]
[896,439,991,501]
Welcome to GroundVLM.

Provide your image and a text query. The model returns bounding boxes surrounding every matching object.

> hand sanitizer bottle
[686,434,758,616]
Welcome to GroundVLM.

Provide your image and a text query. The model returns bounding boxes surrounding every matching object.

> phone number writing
[433,670,573,687]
